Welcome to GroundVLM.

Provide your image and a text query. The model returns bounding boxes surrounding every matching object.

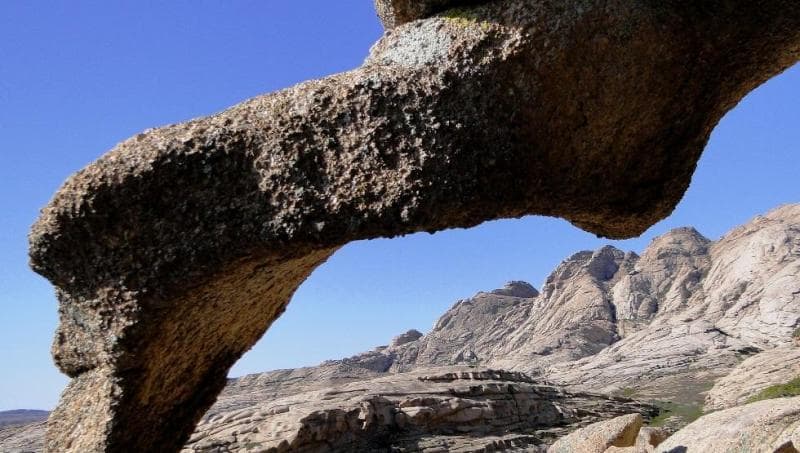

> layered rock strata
[182,368,657,452]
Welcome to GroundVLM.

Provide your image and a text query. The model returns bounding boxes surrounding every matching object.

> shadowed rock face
[28,0,800,451]
[374,0,489,28]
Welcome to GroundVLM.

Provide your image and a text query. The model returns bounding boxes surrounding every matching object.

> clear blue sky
[0,2,797,411]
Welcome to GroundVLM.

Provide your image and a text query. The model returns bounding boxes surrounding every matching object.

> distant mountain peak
[489,280,539,298]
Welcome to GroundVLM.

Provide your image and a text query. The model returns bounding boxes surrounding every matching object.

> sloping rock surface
[0,421,45,453]
[705,346,800,411]
[656,396,800,453]
[0,411,48,429]
[183,368,655,452]
[317,205,800,408]
[547,413,642,453]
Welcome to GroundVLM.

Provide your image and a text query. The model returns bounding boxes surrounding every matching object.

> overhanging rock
[29,0,800,451]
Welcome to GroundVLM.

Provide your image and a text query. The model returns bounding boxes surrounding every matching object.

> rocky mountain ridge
[312,204,799,406]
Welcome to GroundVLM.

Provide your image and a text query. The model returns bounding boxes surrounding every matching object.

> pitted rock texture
[28,0,800,449]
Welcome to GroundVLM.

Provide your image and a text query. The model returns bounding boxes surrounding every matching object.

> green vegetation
[793,327,800,339]
[444,7,492,31]
[444,7,480,21]
[648,401,704,428]
[616,387,637,398]
[746,376,800,404]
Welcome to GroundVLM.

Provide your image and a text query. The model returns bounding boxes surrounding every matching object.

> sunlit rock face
[27,0,800,450]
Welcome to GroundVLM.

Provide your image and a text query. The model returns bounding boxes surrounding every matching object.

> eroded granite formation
[8,205,800,451]
[28,0,800,449]
[182,368,656,452]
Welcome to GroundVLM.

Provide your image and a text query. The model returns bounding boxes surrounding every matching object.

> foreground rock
[373,0,481,28]
[548,413,642,453]
[705,346,800,411]
[0,369,657,452]
[656,396,800,452]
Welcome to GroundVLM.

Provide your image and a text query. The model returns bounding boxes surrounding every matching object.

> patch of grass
[616,387,637,398]
[444,7,480,21]
[746,376,800,404]
[648,401,704,428]
[243,441,263,451]
[443,7,492,31]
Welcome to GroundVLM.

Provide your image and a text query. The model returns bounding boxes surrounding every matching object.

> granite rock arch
[29,0,800,451]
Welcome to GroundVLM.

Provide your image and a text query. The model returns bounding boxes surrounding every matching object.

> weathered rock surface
[547,413,642,453]
[656,396,800,453]
[704,346,800,411]
[0,411,49,453]
[0,369,657,452]
[0,421,45,453]
[7,204,800,451]
[548,205,800,403]
[374,0,488,29]
[182,368,656,452]
[28,0,800,449]
[330,205,800,411]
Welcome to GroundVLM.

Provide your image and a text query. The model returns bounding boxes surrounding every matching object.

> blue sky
[0,2,797,411]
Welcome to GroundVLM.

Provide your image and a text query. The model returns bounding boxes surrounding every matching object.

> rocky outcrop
[0,369,658,452]
[549,205,800,402]
[705,346,800,411]
[656,396,800,452]
[182,368,656,452]
[548,413,642,453]
[29,0,800,449]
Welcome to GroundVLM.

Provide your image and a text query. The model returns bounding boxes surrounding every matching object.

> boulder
[548,413,643,453]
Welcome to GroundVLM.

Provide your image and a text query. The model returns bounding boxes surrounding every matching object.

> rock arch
[29,0,800,451]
